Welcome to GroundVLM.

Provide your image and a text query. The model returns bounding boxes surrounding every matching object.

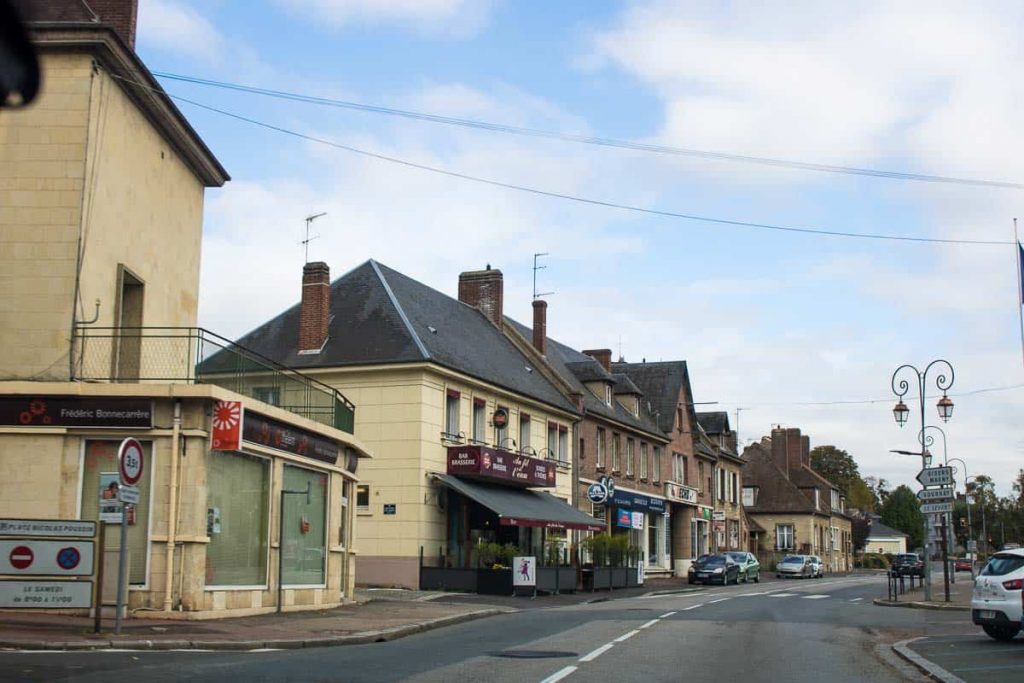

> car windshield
[980,554,1024,577]
[703,556,726,566]
[727,553,746,563]
[896,554,917,561]
[781,556,803,564]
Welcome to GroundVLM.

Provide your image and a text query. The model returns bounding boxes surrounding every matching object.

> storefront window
[281,465,328,586]
[81,440,153,584]
[206,451,270,586]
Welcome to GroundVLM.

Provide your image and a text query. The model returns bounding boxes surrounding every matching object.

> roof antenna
[302,212,327,263]
[533,253,554,300]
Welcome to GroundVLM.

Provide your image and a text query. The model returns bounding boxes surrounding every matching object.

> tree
[851,514,870,552]
[880,485,925,550]
[864,476,890,507]
[810,445,860,494]
[847,477,877,513]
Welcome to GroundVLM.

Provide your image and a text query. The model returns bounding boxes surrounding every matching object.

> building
[0,1,370,617]
[864,516,908,555]
[611,360,708,575]
[508,308,674,574]
[227,261,603,589]
[741,427,853,572]
[697,412,747,553]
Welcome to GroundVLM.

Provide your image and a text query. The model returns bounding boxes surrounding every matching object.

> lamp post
[891,359,955,602]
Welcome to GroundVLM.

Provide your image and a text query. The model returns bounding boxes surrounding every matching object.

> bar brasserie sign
[447,445,556,488]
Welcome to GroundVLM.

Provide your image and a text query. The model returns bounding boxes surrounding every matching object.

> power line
[151,70,1024,192]
[727,382,1024,409]
[107,72,1013,246]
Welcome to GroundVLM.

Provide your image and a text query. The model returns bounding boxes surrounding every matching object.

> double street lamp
[891,359,955,603]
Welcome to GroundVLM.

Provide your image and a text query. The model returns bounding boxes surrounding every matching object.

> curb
[0,608,511,652]
[872,598,970,611]
[891,638,967,683]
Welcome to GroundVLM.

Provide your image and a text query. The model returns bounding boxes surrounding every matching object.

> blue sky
[136,1,1024,497]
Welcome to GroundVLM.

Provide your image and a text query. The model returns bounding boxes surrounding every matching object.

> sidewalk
[873,573,972,611]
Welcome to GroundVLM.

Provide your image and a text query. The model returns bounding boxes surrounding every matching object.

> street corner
[872,597,971,611]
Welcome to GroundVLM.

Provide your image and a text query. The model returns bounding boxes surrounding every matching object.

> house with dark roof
[741,427,853,572]
[865,516,908,555]
[228,260,604,588]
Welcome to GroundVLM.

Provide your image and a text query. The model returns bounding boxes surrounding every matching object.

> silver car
[807,555,824,578]
[776,554,813,579]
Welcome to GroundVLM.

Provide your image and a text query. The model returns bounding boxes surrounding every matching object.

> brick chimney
[531,299,547,355]
[785,428,804,475]
[582,349,612,372]
[770,426,789,477]
[14,0,139,49]
[458,266,503,326]
[298,262,330,353]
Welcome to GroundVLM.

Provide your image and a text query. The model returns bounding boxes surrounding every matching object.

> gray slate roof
[218,260,577,414]
[867,518,909,539]
[610,361,692,435]
[697,411,730,435]
[741,443,821,515]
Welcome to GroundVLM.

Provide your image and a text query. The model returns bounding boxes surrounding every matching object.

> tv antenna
[533,252,554,300]
[302,212,327,263]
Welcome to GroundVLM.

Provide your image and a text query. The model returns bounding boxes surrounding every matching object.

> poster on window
[513,556,536,587]
[98,472,122,523]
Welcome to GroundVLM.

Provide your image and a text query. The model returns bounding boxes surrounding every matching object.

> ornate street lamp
[937,395,954,422]
[893,400,910,427]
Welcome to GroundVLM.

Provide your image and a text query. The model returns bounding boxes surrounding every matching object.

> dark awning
[434,474,606,532]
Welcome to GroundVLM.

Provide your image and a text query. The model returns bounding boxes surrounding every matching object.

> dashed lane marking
[638,619,659,630]
[579,643,614,663]
[801,595,830,600]
[849,598,863,602]
[768,593,797,598]
[682,604,703,610]
[539,666,578,683]
[614,630,639,643]
[708,598,730,604]
[659,611,676,618]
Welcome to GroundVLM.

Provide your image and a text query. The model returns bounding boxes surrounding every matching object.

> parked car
[689,554,740,585]
[892,553,925,577]
[971,548,1024,641]
[807,555,824,578]
[954,557,973,572]
[776,555,813,579]
[726,552,761,583]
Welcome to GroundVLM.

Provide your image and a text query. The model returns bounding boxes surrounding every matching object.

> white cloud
[274,0,493,37]
[137,0,223,62]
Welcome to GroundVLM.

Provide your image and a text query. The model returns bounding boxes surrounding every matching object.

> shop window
[519,413,531,453]
[472,399,486,444]
[281,465,328,586]
[652,447,661,483]
[444,390,460,439]
[81,440,153,584]
[206,451,270,586]
[356,484,370,513]
[776,524,794,550]
[596,429,605,468]
[547,423,557,459]
[639,443,648,479]
[625,439,634,476]
[557,426,568,465]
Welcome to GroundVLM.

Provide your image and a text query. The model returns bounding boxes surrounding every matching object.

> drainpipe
[163,400,182,611]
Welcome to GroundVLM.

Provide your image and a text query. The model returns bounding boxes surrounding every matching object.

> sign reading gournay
[242,411,339,465]
[447,446,556,488]
[0,397,152,428]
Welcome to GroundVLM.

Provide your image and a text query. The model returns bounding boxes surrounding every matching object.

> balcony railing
[71,326,355,433]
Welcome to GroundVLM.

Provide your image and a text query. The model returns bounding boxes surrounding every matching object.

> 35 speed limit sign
[118,438,144,487]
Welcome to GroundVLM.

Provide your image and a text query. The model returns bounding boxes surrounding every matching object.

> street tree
[880,485,925,550]
[810,445,859,493]
[847,477,877,513]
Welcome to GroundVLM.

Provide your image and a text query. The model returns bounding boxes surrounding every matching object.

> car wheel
[742,571,748,584]
[982,625,1021,642]
[753,573,760,583]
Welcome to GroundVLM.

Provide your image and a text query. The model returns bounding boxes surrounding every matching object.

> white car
[807,555,825,578]
[971,548,1024,641]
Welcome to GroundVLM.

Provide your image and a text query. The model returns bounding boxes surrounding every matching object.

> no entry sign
[0,540,94,576]
[118,438,144,487]
[9,546,32,570]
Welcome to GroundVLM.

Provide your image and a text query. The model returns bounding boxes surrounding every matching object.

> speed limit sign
[118,438,144,487]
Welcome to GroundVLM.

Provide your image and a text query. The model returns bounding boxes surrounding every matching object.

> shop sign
[0,580,93,608]
[447,446,555,488]
[211,401,243,451]
[513,556,536,587]
[587,476,615,504]
[631,512,645,530]
[0,396,152,429]
[243,411,340,465]
[499,517,605,532]
[383,504,397,515]
[664,481,698,505]
[610,489,666,514]
[712,511,726,521]
[492,408,509,429]
[616,509,632,528]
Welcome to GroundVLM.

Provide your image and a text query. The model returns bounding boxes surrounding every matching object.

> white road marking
[615,630,640,642]
[769,593,797,598]
[682,604,703,610]
[638,619,660,630]
[708,598,730,604]
[801,595,830,600]
[737,592,766,596]
[659,611,677,618]
[849,597,863,602]
[579,643,614,662]
[540,665,578,683]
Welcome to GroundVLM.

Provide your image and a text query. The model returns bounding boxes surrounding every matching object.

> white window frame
[731,472,738,504]
[776,524,794,550]
[612,434,620,472]
[547,423,558,459]
[626,439,635,476]
[356,484,371,514]
[444,391,460,438]
[205,449,273,590]
[557,426,568,465]
[596,428,605,468]
[519,414,531,453]
[653,447,661,483]
[472,400,486,444]
[640,442,648,479]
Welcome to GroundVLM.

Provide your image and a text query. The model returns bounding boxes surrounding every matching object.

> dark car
[688,554,740,585]
[892,553,925,577]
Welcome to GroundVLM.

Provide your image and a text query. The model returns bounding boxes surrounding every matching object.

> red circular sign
[10,545,33,570]
[118,438,144,486]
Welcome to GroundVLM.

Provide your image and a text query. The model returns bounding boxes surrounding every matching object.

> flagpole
[1016,218,1024,369]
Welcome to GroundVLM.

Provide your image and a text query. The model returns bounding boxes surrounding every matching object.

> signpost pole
[940,514,950,602]
[93,521,105,633]
[114,505,130,635]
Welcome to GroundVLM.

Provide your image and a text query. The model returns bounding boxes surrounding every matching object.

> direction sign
[918,487,954,502]
[118,485,140,505]
[921,501,953,514]
[916,466,953,488]
[0,540,94,576]
[118,438,144,486]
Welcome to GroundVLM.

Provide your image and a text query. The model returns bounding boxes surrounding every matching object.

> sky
[134,1,1024,497]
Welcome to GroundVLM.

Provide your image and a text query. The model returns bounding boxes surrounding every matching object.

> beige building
[0,2,370,618]
[228,261,602,589]
[864,517,908,555]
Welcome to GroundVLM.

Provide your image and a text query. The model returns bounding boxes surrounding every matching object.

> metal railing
[71,326,355,433]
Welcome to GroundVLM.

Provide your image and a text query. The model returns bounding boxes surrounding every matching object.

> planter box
[611,567,629,588]
[625,566,640,587]
[420,567,477,592]
[477,568,513,595]
[536,566,576,594]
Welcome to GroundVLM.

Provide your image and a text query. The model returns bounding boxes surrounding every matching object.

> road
[0,575,970,682]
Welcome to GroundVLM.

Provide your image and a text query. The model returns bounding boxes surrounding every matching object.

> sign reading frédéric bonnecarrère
[0,397,152,428]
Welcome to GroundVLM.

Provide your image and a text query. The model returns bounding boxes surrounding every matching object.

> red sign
[212,401,243,451]
[118,438,144,486]
[499,517,605,532]
[447,446,556,488]
[9,545,33,570]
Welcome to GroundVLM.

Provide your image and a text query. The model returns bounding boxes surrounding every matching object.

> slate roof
[741,443,823,515]
[610,361,691,435]
[215,260,577,414]
[611,374,642,395]
[697,411,730,435]
[789,463,839,493]
[866,517,908,539]
[505,320,667,441]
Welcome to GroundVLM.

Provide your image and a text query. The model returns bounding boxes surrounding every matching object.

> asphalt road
[0,575,969,683]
